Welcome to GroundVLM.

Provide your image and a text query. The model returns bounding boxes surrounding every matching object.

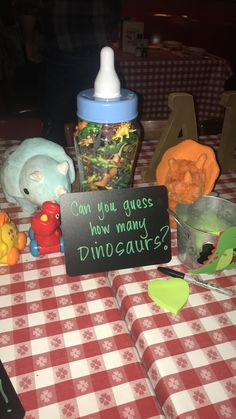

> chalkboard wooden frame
[60,186,171,276]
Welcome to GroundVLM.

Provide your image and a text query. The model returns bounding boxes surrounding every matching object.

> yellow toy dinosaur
[0,212,26,265]
[112,122,135,141]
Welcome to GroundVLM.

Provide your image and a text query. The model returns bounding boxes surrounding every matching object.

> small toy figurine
[156,139,220,227]
[190,226,236,274]
[29,201,64,256]
[0,212,27,265]
[0,137,75,214]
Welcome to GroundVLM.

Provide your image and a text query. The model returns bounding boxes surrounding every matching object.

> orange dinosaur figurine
[156,139,220,227]
[0,211,27,265]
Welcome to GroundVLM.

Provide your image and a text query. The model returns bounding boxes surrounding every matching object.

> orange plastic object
[156,139,220,227]
[0,211,27,265]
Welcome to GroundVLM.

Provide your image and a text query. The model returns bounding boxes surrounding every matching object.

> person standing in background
[15,0,122,145]
[0,1,25,113]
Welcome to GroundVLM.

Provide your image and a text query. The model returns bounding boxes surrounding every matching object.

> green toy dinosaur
[78,122,101,139]
[189,226,236,274]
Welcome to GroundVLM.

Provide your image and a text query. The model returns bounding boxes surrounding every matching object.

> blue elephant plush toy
[0,138,76,214]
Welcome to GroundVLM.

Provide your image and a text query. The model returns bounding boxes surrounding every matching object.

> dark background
[122,0,236,75]
[1,0,236,116]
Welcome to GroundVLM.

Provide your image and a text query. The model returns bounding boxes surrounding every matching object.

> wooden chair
[0,110,43,141]
[64,121,76,146]
[217,91,236,171]
[140,120,167,142]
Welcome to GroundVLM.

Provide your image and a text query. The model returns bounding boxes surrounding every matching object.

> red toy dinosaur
[29,201,64,256]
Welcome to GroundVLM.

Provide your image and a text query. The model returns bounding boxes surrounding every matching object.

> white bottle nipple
[94,46,121,99]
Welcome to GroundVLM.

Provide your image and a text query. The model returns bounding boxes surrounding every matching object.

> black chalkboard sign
[60,186,171,276]
[0,360,25,418]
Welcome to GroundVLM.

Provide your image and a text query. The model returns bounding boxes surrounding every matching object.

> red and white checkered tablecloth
[108,264,236,419]
[0,136,235,419]
[107,136,236,418]
[0,140,164,418]
[119,50,233,122]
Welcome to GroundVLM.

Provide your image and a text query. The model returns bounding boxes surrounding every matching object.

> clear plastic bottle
[74,47,141,192]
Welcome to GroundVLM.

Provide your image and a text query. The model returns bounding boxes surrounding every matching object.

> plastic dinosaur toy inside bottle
[74,46,141,191]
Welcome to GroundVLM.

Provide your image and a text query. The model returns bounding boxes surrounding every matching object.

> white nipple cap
[94,46,121,99]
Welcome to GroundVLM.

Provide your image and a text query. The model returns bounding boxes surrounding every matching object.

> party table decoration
[29,201,64,256]
[60,186,171,275]
[74,47,141,192]
[0,211,26,265]
[142,92,198,181]
[155,139,220,227]
[190,226,236,274]
[148,278,189,314]
[0,137,75,214]
[175,195,236,269]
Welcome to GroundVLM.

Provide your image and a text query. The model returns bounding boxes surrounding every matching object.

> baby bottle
[74,46,141,191]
